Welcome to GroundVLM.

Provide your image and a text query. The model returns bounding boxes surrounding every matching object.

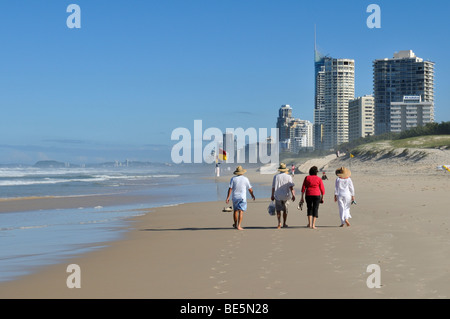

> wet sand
[0,193,163,214]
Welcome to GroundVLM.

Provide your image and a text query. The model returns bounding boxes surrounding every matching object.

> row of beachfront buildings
[277,49,435,153]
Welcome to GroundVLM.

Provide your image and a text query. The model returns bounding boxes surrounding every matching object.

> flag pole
[215,144,220,177]
[349,151,354,170]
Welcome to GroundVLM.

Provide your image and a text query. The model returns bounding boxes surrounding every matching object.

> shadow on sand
[139,225,340,232]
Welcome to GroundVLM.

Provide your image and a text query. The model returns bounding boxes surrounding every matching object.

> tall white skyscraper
[313,29,326,150]
[322,58,355,150]
[314,31,355,150]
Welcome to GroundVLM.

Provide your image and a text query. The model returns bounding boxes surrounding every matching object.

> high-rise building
[390,95,434,133]
[276,105,313,153]
[373,50,435,135]
[276,105,293,142]
[348,95,375,141]
[322,58,355,150]
[313,31,326,150]
[313,31,355,150]
[290,119,314,153]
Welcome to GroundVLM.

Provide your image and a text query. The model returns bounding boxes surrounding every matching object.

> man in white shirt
[271,163,295,229]
[226,166,255,230]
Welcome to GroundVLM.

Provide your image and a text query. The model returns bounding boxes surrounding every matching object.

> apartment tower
[313,28,326,150]
[373,50,435,134]
[348,95,375,141]
[314,30,355,149]
[322,58,355,150]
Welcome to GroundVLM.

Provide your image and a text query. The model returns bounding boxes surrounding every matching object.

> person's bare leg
[345,219,350,227]
[276,211,281,229]
[237,210,244,230]
[233,210,238,228]
[312,217,317,229]
[283,212,288,228]
[307,215,312,228]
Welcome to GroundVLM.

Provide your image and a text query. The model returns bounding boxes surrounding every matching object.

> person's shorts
[233,199,247,212]
[275,199,288,212]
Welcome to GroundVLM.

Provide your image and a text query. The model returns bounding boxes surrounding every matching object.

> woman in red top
[300,166,325,229]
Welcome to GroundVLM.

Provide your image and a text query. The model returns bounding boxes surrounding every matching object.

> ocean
[0,162,260,283]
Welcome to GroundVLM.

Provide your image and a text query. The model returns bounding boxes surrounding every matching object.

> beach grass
[390,135,450,149]
[348,135,450,161]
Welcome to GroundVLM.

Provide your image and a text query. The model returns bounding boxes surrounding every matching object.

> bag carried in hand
[268,201,276,216]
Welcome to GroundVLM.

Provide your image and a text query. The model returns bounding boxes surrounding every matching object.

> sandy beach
[1,149,450,299]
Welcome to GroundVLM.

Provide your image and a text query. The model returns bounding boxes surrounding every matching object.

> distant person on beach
[215,163,220,177]
[334,167,355,227]
[271,163,296,229]
[226,166,255,230]
[291,164,295,176]
[300,166,325,229]
[322,172,328,180]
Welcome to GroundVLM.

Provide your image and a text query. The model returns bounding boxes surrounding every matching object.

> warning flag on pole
[219,148,227,161]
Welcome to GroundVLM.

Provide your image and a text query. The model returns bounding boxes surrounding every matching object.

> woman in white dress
[334,167,355,227]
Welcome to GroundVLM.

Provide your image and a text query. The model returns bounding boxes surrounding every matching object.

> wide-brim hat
[233,165,247,175]
[277,163,289,172]
[335,166,351,178]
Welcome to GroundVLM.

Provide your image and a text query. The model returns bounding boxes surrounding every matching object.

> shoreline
[0,192,163,214]
[0,169,269,286]
[1,168,450,298]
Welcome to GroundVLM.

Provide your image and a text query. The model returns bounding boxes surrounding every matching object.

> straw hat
[233,165,247,175]
[335,167,351,179]
[277,163,289,172]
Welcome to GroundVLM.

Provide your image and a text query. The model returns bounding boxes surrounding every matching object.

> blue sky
[0,0,449,164]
